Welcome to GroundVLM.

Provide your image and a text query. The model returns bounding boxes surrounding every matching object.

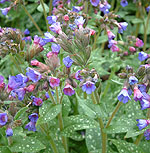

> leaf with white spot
[10,136,45,152]
[111,139,143,153]
[37,102,61,125]
[0,147,11,153]
[62,95,71,117]
[62,115,99,138]
[86,128,101,152]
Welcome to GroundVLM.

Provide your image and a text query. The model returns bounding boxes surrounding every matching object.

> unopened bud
[118,73,127,79]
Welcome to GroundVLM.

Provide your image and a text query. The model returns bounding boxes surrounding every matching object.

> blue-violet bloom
[82,81,96,94]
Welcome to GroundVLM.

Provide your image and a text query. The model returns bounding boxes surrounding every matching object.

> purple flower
[47,15,57,24]
[146,6,150,13]
[74,16,85,29]
[82,81,96,94]
[28,113,38,122]
[117,87,131,103]
[138,52,148,61]
[0,0,9,3]
[108,40,117,48]
[127,87,132,96]
[24,29,30,35]
[134,86,143,101]
[49,77,60,88]
[26,67,42,83]
[90,0,100,7]
[135,38,144,47]
[25,122,36,131]
[63,84,75,96]
[22,36,32,42]
[45,91,54,99]
[1,7,11,16]
[118,22,128,33]
[8,74,28,91]
[6,128,13,137]
[63,56,73,68]
[107,30,115,40]
[99,2,111,14]
[51,43,61,54]
[144,129,150,140]
[140,99,150,110]
[49,22,62,34]
[69,24,77,31]
[0,113,7,126]
[111,45,120,52]
[72,6,82,12]
[120,0,128,7]
[138,84,147,93]
[33,97,43,106]
[43,32,56,43]
[129,76,138,85]
[14,88,26,101]
[136,119,150,130]
[0,75,4,85]
[52,0,60,6]
[75,70,83,81]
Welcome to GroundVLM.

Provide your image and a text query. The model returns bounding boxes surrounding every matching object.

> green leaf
[3,101,19,104]
[131,18,143,24]
[0,147,12,153]
[96,35,108,44]
[36,103,61,125]
[62,95,71,117]
[111,139,143,153]
[37,3,49,13]
[86,128,101,152]
[10,136,45,153]
[111,79,123,85]
[14,107,28,120]
[139,141,150,153]
[62,115,99,137]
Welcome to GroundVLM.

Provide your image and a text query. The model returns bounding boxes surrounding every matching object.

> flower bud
[118,73,127,79]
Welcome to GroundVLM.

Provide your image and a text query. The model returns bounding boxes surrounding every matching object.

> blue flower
[1,7,10,16]
[32,97,43,106]
[51,43,61,54]
[129,76,138,85]
[72,6,82,13]
[140,99,150,110]
[14,88,26,101]
[25,122,36,131]
[144,129,150,140]
[136,119,150,130]
[26,67,42,83]
[82,81,96,94]
[90,0,100,7]
[138,52,148,61]
[63,56,73,68]
[0,113,7,126]
[118,87,131,103]
[43,32,56,43]
[138,84,147,93]
[6,128,13,137]
[24,29,30,35]
[120,0,128,7]
[118,22,128,33]
[74,16,85,28]
[47,15,57,24]
[28,113,38,122]
[49,22,62,34]
[99,2,111,14]
[146,6,150,13]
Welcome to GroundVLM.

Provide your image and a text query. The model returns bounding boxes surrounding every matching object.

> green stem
[91,92,107,153]
[40,125,59,153]
[48,90,56,104]
[134,134,143,146]
[55,88,68,153]
[102,66,116,98]
[49,0,53,16]
[22,5,43,36]
[94,89,100,104]
[105,102,122,128]
[40,0,49,32]
[143,11,150,51]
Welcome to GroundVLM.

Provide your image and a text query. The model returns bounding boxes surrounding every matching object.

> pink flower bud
[25,84,36,92]
[64,15,69,21]
[129,47,136,52]
[31,59,40,66]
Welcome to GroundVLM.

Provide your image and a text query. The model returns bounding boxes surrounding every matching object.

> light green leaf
[111,139,143,153]
[37,103,61,125]
[86,128,101,152]
[37,3,49,13]
[14,107,28,120]
[10,136,45,152]
[0,147,12,153]
[96,35,108,44]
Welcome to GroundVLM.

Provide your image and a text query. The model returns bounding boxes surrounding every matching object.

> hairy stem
[105,102,122,128]
[91,92,107,153]
[40,0,49,31]
[143,11,150,51]
[40,125,59,153]
[49,0,53,16]
[134,134,143,146]
[22,5,43,36]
